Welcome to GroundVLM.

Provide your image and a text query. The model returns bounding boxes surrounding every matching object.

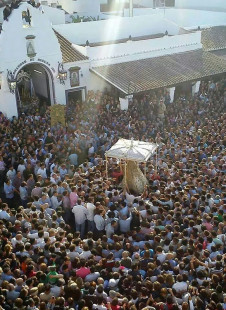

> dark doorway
[174,82,192,100]
[67,90,82,103]
[16,63,53,115]
[66,90,83,122]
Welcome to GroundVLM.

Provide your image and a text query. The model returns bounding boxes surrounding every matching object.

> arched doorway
[15,63,55,115]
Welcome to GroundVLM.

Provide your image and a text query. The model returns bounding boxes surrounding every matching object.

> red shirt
[76,267,90,279]
[112,171,123,182]
[27,270,37,278]
[111,305,120,310]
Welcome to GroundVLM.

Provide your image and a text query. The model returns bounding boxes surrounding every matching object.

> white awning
[105,138,158,162]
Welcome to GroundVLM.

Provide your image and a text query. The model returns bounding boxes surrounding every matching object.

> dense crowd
[0,79,225,310]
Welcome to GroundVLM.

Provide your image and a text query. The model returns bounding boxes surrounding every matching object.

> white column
[0,92,18,118]
[0,72,18,118]
[192,81,200,96]
[129,0,133,17]
[82,88,86,102]
[167,86,175,103]
[120,97,129,110]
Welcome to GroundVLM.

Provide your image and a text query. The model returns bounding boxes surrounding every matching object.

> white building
[174,0,226,12]
[0,3,89,117]
[123,8,226,30]
[42,0,101,18]
[0,2,226,118]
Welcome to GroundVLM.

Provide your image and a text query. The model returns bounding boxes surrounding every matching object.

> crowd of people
[0,79,225,310]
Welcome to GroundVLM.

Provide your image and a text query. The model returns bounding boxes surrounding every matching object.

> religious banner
[50,104,66,127]
[69,66,80,87]
[26,35,36,59]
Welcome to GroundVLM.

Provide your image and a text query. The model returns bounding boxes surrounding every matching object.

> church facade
[0,2,226,118]
[0,3,92,117]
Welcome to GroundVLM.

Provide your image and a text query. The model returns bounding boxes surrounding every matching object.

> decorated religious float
[105,138,158,194]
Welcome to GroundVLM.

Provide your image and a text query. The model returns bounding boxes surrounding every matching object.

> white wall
[0,3,65,118]
[41,6,65,25]
[57,0,75,14]
[133,0,153,7]
[62,60,110,93]
[63,60,90,94]
[124,7,166,16]
[87,72,111,92]
[53,14,180,45]
[58,0,100,16]
[0,8,3,23]
[123,8,226,29]
[76,0,100,16]
[175,0,226,12]
[86,32,201,62]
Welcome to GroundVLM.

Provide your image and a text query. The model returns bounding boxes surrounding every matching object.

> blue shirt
[4,183,15,198]
[1,273,14,281]
[69,153,78,166]
[19,186,28,200]
[0,210,10,220]
[140,249,154,258]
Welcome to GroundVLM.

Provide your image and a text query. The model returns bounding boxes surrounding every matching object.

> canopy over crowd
[0,79,225,310]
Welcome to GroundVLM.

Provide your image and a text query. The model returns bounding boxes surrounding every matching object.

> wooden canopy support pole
[124,159,129,193]
[105,156,108,179]
[156,148,158,173]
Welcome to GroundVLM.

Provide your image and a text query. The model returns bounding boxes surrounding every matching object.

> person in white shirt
[125,191,136,204]
[86,198,96,232]
[172,274,188,293]
[11,234,24,248]
[88,144,95,157]
[50,173,60,185]
[68,244,80,261]
[6,166,16,182]
[94,209,105,238]
[37,163,47,179]
[92,302,107,310]
[17,160,26,174]
[119,214,132,234]
[27,230,49,239]
[80,244,92,259]
[72,198,88,238]
[155,246,166,263]
[50,163,57,174]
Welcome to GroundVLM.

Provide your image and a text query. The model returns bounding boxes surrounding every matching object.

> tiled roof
[202,26,226,51]
[91,49,226,94]
[210,48,226,60]
[54,30,88,63]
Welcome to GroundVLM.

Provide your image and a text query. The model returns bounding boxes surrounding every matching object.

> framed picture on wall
[69,67,80,87]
